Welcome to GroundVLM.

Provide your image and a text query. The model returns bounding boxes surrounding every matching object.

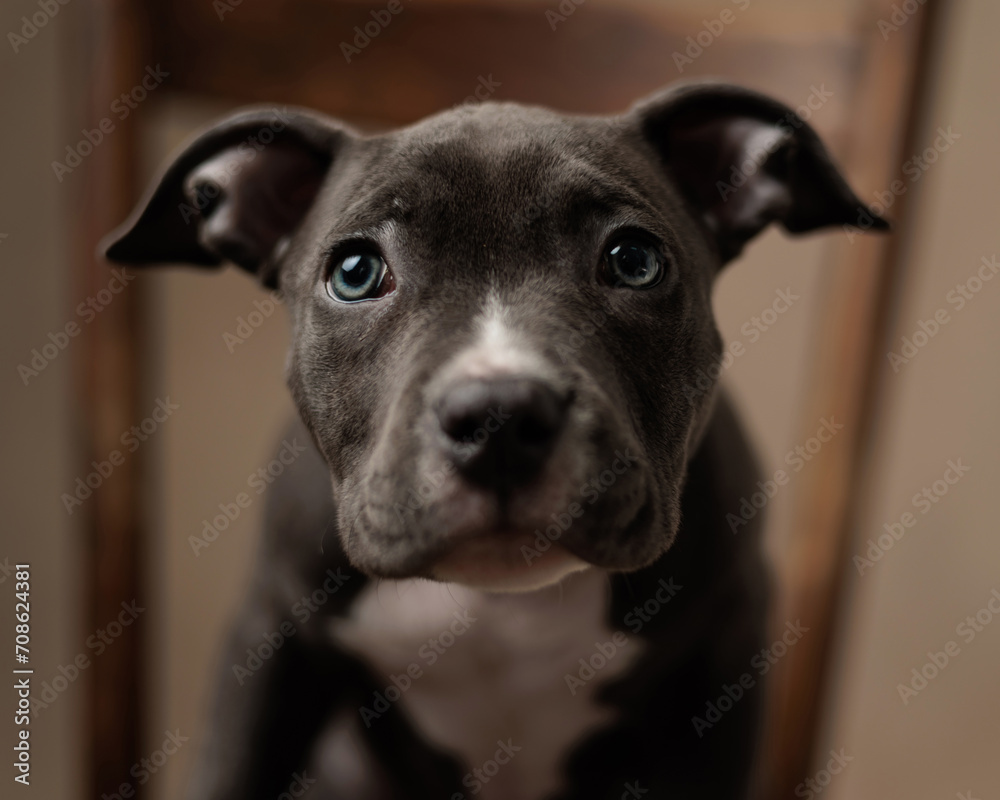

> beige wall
[0,6,84,799]
[824,1,1000,797]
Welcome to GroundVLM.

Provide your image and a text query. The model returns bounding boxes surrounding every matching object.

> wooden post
[73,0,150,795]
[762,2,942,796]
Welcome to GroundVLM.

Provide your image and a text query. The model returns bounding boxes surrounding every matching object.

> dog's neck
[330,569,644,800]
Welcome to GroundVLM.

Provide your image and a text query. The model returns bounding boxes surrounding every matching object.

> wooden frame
[74,1,151,796]
[761,2,941,796]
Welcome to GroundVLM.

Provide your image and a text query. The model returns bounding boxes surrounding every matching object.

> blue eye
[602,238,664,289]
[326,252,394,303]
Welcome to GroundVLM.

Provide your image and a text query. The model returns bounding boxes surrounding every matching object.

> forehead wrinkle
[334,121,681,258]
[314,186,412,258]
[398,145,628,220]
[318,219,397,258]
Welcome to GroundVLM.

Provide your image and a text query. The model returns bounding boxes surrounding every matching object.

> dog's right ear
[630,82,889,264]
[101,107,349,288]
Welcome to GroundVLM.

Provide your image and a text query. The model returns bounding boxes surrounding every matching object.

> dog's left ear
[101,107,348,288]
[631,82,889,263]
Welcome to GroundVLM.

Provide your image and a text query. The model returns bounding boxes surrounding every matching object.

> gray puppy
[104,80,886,800]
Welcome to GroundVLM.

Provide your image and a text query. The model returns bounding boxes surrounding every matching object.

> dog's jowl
[104,80,887,800]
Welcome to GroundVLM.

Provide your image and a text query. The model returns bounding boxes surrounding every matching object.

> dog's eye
[600,238,664,289]
[326,252,395,303]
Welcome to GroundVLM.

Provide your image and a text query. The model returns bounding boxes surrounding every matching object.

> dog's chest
[330,570,642,800]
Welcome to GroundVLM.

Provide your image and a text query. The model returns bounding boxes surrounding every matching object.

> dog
[103,80,887,800]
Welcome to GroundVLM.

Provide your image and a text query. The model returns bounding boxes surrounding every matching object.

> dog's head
[104,82,886,591]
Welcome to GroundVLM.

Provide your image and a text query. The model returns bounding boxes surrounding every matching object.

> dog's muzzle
[433,377,571,491]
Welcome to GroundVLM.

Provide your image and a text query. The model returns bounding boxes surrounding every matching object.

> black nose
[435,378,569,488]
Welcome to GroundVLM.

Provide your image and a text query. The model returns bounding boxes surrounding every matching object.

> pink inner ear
[183,143,328,273]
[666,115,794,237]
[641,86,889,263]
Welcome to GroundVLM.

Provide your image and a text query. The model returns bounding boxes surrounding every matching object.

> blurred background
[2,0,997,798]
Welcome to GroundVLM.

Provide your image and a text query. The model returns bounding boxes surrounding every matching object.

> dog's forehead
[384,110,564,194]
[319,102,663,261]
[392,100,609,162]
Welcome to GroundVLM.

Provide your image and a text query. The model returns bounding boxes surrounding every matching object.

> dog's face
[105,82,884,591]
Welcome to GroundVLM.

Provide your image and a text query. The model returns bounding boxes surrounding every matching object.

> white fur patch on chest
[329,569,644,800]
